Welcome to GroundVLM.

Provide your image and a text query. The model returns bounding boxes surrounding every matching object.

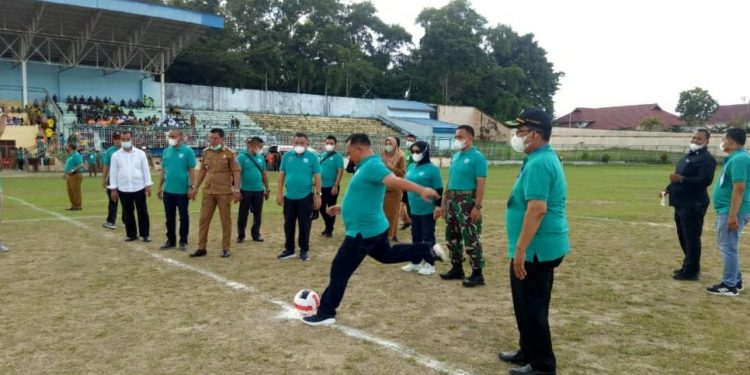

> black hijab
[411,141,431,166]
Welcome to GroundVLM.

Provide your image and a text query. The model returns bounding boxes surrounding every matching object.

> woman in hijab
[381,136,406,242]
[400,141,444,275]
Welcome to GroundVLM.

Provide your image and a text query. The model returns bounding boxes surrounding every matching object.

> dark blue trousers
[163,192,189,245]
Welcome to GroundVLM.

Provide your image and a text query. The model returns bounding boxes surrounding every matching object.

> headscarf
[411,141,431,166]
[381,136,404,165]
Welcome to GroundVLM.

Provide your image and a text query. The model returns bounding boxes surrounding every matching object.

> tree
[639,116,663,131]
[675,87,719,127]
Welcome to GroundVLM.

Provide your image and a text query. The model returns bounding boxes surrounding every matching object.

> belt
[448,190,475,195]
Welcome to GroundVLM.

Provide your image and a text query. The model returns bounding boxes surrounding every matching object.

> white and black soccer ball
[293,289,320,317]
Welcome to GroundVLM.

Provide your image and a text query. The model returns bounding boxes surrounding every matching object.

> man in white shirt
[109,131,153,242]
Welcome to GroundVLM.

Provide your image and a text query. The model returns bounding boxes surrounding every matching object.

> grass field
[1,165,749,374]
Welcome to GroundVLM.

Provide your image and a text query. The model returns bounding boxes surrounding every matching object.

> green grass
[1,165,748,375]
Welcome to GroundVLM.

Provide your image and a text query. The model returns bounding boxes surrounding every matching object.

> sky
[364,0,750,118]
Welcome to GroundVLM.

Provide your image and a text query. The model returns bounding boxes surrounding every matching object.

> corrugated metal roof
[379,99,435,112]
[41,0,224,28]
[392,117,458,133]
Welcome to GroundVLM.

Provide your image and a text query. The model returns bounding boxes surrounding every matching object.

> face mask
[211,144,222,151]
[720,142,727,152]
[294,145,306,155]
[384,145,394,153]
[121,141,132,149]
[324,144,335,152]
[406,141,414,148]
[510,134,528,153]
[412,153,424,162]
[689,143,704,152]
[168,138,178,147]
[454,139,466,150]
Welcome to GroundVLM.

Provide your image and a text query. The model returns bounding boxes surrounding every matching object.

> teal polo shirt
[319,151,344,188]
[280,150,321,199]
[88,152,97,164]
[342,154,392,238]
[162,144,197,194]
[406,162,443,215]
[713,148,750,215]
[506,145,569,262]
[448,147,487,191]
[237,150,266,192]
[64,151,84,173]
[102,145,120,166]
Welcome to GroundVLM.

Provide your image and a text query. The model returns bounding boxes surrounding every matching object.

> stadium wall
[0,126,40,148]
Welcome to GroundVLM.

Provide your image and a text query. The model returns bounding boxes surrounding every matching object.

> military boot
[440,263,465,280]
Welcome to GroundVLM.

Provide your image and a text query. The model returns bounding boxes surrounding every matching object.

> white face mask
[454,139,466,150]
[412,153,424,162]
[324,144,335,152]
[384,145,394,153]
[211,144,222,151]
[121,141,133,149]
[720,142,727,152]
[294,145,306,155]
[168,138,178,147]
[406,141,414,148]
[689,143,704,152]
[511,134,528,153]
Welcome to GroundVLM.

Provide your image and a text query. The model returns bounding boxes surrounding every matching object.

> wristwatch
[315,192,322,196]
[475,204,483,210]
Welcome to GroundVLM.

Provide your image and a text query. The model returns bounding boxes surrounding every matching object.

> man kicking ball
[302,133,447,326]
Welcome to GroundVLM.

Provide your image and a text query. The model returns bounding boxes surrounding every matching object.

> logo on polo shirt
[463,158,470,164]
[178,153,184,159]
[419,171,425,176]
[303,158,309,163]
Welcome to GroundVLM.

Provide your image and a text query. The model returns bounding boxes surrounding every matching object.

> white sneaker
[432,243,447,262]
[418,264,436,275]
[401,263,422,272]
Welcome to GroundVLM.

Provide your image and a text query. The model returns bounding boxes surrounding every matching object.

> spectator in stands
[127,99,135,109]
[191,128,241,258]
[64,143,84,211]
[381,136,406,242]
[190,112,196,128]
[101,132,122,230]
[400,141,444,276]
[157,129,196,251]
[108,130,153,242]
[276,133,322,261]
[236,137,269,243]
[439,125,488,287]
[662,129,716,281]
[318,135,344,237]
[400,133,417,231]
[120,99,126,107]
[66,95,73,105]
[86,96,93,105]
[0,106,9,252]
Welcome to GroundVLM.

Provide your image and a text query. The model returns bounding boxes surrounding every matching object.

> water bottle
[660,191,667,207]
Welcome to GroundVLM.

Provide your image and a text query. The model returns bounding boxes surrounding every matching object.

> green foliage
[675,87,719,126]
[639,117,663,131]
[660,153,669,163]
[601,154,610,163]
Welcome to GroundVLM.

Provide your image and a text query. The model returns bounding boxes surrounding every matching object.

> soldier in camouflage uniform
[438,125,488,287]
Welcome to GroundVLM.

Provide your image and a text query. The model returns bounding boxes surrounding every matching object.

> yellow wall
[1,126,41,148]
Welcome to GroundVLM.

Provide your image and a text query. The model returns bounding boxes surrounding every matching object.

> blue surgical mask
[121,141,132,149]
[211,144,222,151]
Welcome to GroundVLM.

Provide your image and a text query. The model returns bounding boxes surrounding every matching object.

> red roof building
[554,104,684,130]
[706,104,750,127]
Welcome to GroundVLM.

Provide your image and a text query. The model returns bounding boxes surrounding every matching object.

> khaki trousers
[66,173,83,208]
[198,193,233,250]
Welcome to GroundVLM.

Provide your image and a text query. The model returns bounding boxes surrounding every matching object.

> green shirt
[342,155,392,238]
[448,146,487,191]
[713,148,750,215]
[64,151,84,173]
[161,144,197,194]
[237,150,266,192]
[404,149,414,168]
[406,162,443,215]
[506,145,569,262]
[102,145,120,166]
[319,151,344,188]
[16,149,24,160]
[280,150,321,199]
[88,152,97,164]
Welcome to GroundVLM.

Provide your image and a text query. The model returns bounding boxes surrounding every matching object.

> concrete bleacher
[192,110,265,134]
[248,113,402,139]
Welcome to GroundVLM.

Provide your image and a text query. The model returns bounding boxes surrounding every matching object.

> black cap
[503,108,552,131]
[112,131,121,139]
[246,136,264,144]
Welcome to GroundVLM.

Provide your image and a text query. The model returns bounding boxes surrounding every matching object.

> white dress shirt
[108,147,153,192]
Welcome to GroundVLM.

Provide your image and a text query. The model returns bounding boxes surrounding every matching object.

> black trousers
[106,188,118,225]
[320,187,339,234]
[284,194,313,252]
[674,203,707,275]
[510,256,564,373]
[409,213,436,265]
[238,190,264,240]
[163,192,189,245]
[119,189,150,239]
[318,231,433,317]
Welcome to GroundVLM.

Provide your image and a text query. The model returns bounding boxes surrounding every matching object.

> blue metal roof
[379,99,435,112]
[392,117,458,133]
[41,0,224,29]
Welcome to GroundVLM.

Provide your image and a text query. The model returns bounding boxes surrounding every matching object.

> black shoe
[300,250,310,261]
[673,267,684,274]
[673,272,699,281]
[391,237,399,243]
[498,350,529,366]
[509,364,556,375]
[320,230,329,236]
[462,269,485,287]
[236,237,245,244]
[178,243,188,251]
[277,250,296,260]
[124,237,138,242]
[440,264,465,280]
[159,242,176,250]
[302,314,336,326]
[221,249,231,258]
[737,280,744,292]
[142,237,151,243]
[706,283,739,296]
[400,223,411,230]
[190,249,207,257]
[252,237,264,242]
[324,233,332,238]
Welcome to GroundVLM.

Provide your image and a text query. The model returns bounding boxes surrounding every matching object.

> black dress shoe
[673,267,684,274]
[190,249,207,257]
[124,237,138,242]
[252,237,264,242]
[159,242,176,250]
[498,350,528,366]
[236,237,245,244]
[178,243,188,250]
[673,272,699,281]
[220,249,231,258]
[142,237,151,243]
[509,364,556,375]
[462,269,485,287]
[320,230,329,236]
[440,264,465,280]
[324,233,332,238]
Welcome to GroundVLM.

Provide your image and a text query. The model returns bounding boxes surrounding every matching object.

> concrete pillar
[21,60,28,106]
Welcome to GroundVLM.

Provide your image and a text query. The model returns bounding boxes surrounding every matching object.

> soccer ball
[293,289,320,317]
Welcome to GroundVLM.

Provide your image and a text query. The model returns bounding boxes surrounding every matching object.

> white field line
[569,215,750,234]
[5,195,473,375]
[2,210,202,224]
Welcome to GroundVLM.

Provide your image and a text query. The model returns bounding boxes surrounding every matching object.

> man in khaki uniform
[191,128,241,258]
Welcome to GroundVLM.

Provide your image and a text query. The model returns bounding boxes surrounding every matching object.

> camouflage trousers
[445,191,484,269]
